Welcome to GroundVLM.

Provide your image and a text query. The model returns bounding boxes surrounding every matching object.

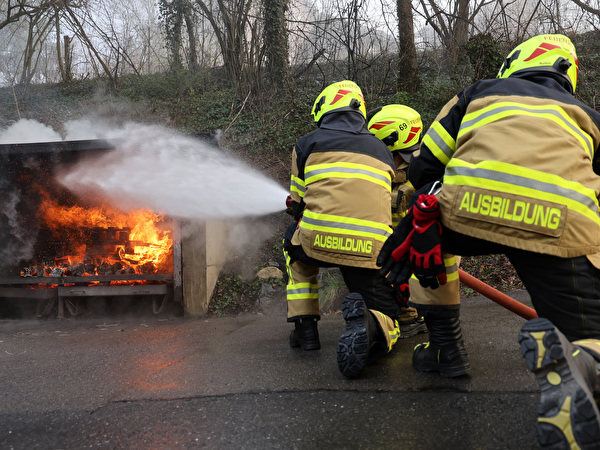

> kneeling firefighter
[368,104,466,376]
[378,34,600,448]
[283,80,402,378]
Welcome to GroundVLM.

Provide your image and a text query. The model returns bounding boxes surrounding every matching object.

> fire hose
[458,269,538,320]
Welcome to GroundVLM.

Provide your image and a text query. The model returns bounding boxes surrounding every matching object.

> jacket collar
[319,111,366,132]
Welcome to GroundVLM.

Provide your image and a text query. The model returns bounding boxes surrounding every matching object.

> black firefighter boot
[336,293,387,378]
[412,306,471,377]
[519,317,600,449]
[289,316,320,350]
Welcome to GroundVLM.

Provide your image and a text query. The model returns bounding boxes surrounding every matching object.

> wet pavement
[0,291,541,449]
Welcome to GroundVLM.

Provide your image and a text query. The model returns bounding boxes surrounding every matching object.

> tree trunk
[55,11,65,82]
[451,0,469,68]
[262,0,290,87]
[184,4,198,72]
[397,0,420,92]
[64,35,73,82]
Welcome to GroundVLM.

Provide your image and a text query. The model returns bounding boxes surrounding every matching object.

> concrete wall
[180,221,229,317]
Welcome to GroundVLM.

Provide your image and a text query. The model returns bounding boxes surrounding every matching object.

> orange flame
[35,189,173,276]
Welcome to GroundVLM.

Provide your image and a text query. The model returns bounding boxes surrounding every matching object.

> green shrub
[209,274,262,317]
[459,255,524,297]
[464,33,505,82]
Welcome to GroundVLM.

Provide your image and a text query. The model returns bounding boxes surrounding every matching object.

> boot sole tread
[337,296,369,378]
[518,318,600,449]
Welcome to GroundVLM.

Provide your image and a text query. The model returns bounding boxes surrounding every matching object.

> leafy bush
[459,255,524,297]
[209,274,262,317]
[463,33,505,82]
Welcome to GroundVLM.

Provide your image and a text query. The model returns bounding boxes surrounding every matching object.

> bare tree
[60,2,116,86]
[194,0,261,95]
[569,0,600,16]
[418,0,492,68]
[0,0,53,31]
[397,0,419,92]
[18,6,55,84]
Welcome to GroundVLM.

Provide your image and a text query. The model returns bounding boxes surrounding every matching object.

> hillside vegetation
[17,53,600,313]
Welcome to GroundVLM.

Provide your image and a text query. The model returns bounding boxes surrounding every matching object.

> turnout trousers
[444,228,600,342]
[283,222,401,351]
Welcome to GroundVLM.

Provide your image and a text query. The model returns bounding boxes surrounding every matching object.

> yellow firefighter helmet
[497,34,578,94]
[367,104,423,162]
[311,80,367,124]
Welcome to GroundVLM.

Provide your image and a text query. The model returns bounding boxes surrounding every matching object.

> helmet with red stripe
[311,80,367,124]
[497,34,578,94]
[367,104,422,162]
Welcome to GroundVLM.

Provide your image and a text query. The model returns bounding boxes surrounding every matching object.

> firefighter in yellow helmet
[369,104,467,375]
[283,80,402,378]
[367,105,436,340]
[378,34,600,447]
[367,105,422,227]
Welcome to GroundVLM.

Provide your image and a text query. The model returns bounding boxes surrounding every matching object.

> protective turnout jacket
[409,75,600,258]
[290,112,395,268]
[391,164,415,228]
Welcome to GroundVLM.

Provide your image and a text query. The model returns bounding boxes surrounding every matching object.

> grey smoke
[0,190,34,273]
[0,119,62,143]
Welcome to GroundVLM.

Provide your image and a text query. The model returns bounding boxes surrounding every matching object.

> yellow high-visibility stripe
[408,255,458,281]
[306,162,391,179]
[446,271,459,282]
[444,256,459,281]
[287,284,319,300]
[287,293,320,300]
[372,311,399,351]
[458,102,594,158]
[305,162,392,191]
[307,171,391,190]
[422,121,456,165]
[445,159,600,225]
[389,326,400,348]
[290,175,306,198]
[301,210,392,242]
[283,246,294,283]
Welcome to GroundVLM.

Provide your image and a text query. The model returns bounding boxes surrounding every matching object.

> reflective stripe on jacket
[409,76,600,257]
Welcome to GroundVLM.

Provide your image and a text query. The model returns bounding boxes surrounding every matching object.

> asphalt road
[0,290,541,449]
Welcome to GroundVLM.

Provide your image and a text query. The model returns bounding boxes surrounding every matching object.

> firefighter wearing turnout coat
[367,105,467,376]
[378,34,600,448]
[283,80,402,378]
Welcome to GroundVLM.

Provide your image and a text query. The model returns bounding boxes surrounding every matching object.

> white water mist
[58,123,289,220]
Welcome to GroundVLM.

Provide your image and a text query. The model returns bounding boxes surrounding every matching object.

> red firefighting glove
[410,194,446,289]
[377,207,414,286]
[395,283,410,307]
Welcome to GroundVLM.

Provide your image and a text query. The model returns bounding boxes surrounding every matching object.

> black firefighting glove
[286,195,306,221]
[377,206,414,286]
[410,194,446,289]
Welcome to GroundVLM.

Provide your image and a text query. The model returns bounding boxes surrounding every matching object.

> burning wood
[18,194,173,280]
[21,253,157,278]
